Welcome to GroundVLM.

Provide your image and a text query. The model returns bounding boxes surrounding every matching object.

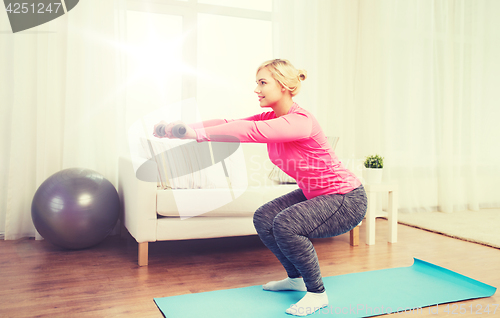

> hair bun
[298,69,307,81]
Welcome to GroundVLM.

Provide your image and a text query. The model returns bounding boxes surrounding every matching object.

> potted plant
[363,154,384,184]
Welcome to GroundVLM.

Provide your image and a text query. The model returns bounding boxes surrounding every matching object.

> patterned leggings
[253,185,367,293]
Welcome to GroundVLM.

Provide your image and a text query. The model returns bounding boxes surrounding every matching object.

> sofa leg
[138,242,149,266]
[350,225,359,246]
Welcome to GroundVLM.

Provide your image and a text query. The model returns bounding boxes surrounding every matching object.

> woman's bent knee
[253,204,274,233]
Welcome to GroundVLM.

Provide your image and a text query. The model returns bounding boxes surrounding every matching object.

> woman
[154,59,367,316]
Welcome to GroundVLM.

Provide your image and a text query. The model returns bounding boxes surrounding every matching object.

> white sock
[285,291,329,316]
[262,277,307,291]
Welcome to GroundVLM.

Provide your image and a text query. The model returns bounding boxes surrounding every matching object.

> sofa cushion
[138,137,215,189]
[156,184,299,218]
[139,138,270,190]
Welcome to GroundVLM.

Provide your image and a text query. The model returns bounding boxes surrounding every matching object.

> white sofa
[118,141,360,266]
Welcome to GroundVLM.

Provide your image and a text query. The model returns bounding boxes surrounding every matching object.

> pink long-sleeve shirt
[189,103,361,199]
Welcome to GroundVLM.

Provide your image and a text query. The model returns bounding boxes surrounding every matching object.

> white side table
[364,182,398,245]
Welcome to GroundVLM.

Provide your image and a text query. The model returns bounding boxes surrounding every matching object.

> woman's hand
[153,120,197,140]
[153,120,169,138]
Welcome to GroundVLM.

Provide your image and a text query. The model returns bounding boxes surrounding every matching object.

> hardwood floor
[0,219,498,317]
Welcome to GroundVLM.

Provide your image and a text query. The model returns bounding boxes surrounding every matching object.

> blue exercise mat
[154,258,496,317]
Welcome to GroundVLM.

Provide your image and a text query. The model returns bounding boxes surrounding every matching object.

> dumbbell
[155,123,187,138]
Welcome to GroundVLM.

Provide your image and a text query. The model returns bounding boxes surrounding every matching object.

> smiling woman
[254,59,307,115]
[257,59,307,97]
[154,58,366,317]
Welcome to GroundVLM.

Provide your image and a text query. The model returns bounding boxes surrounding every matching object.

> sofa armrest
[118,155,158,243]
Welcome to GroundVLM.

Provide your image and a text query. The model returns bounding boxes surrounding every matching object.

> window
[126,10,184,124]
[125,0,274,126]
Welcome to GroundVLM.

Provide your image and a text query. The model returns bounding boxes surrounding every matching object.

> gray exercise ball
[31,168,120,250]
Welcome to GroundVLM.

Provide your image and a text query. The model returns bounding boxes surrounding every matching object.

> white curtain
[0,0,128,239]
[378,0,500,212]
[275,0,500,213]
[2,0,500,240]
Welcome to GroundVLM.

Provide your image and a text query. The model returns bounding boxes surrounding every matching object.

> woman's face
[254,67,285,108]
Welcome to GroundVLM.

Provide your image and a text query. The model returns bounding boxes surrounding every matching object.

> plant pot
[363,168,383,184]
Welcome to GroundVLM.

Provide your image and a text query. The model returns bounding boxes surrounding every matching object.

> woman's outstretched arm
[187,113,262,130]
[193,112,312,143]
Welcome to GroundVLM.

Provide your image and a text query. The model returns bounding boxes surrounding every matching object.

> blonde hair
[257,59,307,97]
